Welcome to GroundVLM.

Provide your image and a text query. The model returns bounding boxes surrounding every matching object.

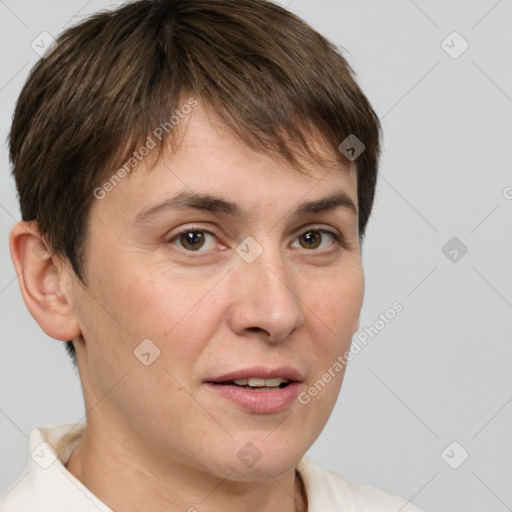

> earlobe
[9,221,81,341]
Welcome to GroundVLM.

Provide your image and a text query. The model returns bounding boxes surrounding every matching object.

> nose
[227,249,305,343]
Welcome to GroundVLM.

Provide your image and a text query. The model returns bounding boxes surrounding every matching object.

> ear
[9,221,81,341]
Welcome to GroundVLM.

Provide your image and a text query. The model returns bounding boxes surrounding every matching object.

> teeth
[248,378,267,387]
[232,377,290,387]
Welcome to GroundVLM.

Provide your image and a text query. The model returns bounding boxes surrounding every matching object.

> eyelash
[166,226,348,253]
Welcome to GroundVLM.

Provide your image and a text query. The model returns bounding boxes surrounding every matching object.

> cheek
[91,259,218,336]
[301,267,363,406]
[75,267,226,433]
[98,267,229,381]
[306,267,364,339]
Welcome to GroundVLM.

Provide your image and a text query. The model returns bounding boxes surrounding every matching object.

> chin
[218,435,306,481]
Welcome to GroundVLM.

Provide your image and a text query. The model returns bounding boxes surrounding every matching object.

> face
[70,103,364,482]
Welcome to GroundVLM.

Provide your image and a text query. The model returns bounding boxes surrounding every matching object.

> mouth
[210,377,292,391]
[204,367,304,414]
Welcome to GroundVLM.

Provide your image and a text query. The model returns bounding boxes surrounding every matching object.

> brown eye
[179,231,205,250]
[167,227,225,254]
[298,230,322,249]
[292,229,342,251]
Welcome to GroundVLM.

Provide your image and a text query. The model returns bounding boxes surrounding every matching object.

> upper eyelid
[169,223,341,239]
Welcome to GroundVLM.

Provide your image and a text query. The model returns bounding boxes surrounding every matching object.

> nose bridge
[229,241,304,340]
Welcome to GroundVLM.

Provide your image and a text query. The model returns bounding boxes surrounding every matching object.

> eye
[291,229,342,251]
[167,228,220,252]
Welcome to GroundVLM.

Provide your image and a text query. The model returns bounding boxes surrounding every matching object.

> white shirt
[0,424,424,511]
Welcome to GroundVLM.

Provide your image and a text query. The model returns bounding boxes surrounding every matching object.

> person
[1,0,424,510]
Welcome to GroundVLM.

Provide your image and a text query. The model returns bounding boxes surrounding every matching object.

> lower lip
[204,382,303,414]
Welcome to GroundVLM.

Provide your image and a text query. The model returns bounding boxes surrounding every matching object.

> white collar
[0,424,420,512]
[1,424,112,511]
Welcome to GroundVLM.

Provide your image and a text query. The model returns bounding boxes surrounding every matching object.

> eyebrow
[134,190,357,224]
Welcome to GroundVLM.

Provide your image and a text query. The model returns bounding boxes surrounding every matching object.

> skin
[10,103,364,512]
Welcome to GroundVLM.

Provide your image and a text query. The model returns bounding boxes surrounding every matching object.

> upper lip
[206,366,304,383]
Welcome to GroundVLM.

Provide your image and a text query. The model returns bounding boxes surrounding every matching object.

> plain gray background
[1,1,511,511]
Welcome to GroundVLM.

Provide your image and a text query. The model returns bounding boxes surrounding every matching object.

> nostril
[247,327,270,336]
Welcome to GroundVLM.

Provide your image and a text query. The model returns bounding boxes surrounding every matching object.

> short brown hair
[9,0,381,364]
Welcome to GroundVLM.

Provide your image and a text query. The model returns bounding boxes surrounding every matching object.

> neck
[65,421,308,512]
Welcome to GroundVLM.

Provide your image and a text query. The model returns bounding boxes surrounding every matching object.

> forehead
[90,104,357,224]
[172,103,349,173]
